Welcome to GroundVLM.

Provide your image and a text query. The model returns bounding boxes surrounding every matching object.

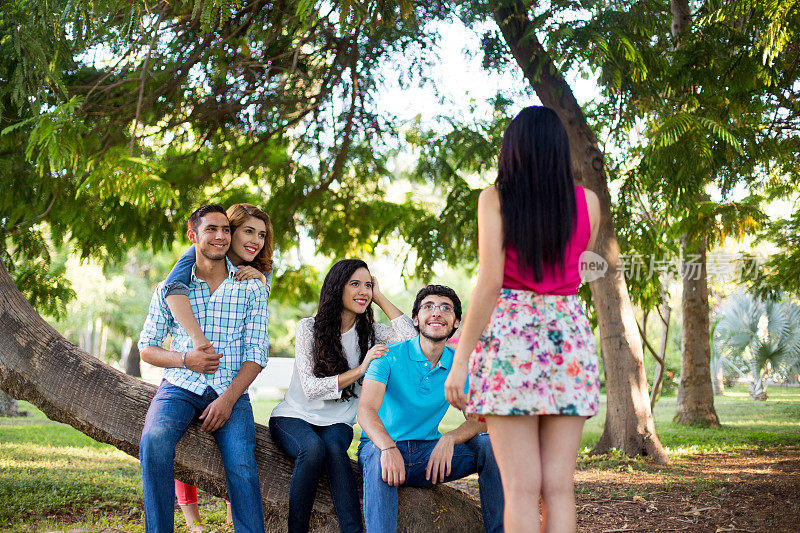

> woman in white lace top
[269,259,417,533]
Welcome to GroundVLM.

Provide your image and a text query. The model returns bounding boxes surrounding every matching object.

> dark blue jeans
[162,245,196,297]
[139,381,264,533]
[269,416,362,533]
[358,434,504,533]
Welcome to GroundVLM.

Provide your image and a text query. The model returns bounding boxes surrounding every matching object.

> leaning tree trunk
[0,390,24,417]
[0,259,482,532]
[494,1,668,463]
[674,242,720,426]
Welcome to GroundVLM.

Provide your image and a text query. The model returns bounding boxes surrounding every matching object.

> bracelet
[380,445,397,452]
[181,352,187,369]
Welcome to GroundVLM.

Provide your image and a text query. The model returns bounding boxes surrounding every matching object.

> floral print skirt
[465,289,600,417]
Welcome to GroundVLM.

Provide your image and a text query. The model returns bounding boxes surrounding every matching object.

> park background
[1,0,799,531]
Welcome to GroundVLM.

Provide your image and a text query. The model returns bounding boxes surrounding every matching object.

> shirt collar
[410,335,454,369]
[190,256,236,282]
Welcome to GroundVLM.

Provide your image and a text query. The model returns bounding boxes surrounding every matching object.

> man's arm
[138,286,220,373]
[199,360,262,433]
[140,345,220,374]
[199,281,268,433]
[426,416,486,484]
[357,378,406,487]
[241,281,269,367]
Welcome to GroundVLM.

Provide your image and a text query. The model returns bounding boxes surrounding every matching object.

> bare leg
[485,415,541,533]
[178,503,209,532]
[226,500,232,524]
[538,415,586,533]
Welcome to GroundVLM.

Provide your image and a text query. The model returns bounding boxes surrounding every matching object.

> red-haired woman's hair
[226,203,273,273]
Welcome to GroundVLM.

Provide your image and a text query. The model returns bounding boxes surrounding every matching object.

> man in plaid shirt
[138,205,268,533]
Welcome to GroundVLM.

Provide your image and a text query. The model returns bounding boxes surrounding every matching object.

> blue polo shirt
[359,335,467,447]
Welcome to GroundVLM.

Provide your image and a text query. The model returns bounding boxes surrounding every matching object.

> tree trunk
[674,242,720,426]
[121,339,142,378]
[0,259,482,532]
[0,390,26,417]
[670,0,692,40]
[494,1,668,463]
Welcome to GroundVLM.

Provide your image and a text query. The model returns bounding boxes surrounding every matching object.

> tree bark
[670,0,692,41]
[493,1,668,463]
[674,242,720,426]
[0,390,25,417]
[121,340,141,378]
[0,259,483,532]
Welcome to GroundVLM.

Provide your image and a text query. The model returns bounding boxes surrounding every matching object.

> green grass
[2,384,799,530]
[0,407,144,531]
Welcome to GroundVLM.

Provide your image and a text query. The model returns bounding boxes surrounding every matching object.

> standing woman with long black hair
[269,259,417,533]
[445,106,601,532]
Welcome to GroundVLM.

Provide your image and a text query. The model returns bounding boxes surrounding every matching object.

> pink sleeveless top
[502,186,591,295]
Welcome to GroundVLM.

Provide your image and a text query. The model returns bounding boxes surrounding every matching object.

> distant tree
[713,293,800,400]
[0,391,26,417]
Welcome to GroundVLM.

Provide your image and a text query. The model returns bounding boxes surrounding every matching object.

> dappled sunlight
[0,442,137,472]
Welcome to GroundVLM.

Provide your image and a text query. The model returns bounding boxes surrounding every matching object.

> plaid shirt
[138,256,269,396]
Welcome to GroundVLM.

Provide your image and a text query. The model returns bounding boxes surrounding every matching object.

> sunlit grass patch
[0,403,143,528]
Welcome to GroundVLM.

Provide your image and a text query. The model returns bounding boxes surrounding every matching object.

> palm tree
[712,293,800,400]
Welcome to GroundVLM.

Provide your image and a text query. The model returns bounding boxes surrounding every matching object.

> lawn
[1,385,798,531]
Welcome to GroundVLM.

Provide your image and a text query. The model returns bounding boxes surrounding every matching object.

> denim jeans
[269,416,362,533]
[139,380,264,533]
[358,434,504,533]
[162,246,196,297]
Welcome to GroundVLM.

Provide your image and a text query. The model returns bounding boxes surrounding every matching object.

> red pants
[175,479,198,505]
[175,479,231,506]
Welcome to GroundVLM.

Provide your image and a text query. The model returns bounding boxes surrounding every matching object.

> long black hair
[312,259,376,400]
[496,106,576,281]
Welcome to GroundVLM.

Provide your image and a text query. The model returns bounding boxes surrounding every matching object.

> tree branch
[288,45,360,214]
[637,320,664,366]
[10,192,59,233]
[129,3,166,156]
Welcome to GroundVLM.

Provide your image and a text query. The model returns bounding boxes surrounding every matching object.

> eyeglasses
[420,303,454,314]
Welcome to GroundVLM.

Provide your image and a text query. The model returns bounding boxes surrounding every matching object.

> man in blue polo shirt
[357,285,504,532]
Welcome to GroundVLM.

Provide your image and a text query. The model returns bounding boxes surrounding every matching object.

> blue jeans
[269,416,362,533]
[163,246,196,297]
[139,380,264,533]
[358,434,504,533]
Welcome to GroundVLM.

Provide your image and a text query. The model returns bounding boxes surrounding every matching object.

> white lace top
[270,315,418,426]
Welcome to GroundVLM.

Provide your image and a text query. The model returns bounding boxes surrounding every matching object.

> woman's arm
[370,276,417,343]
[445,186,505,410]
[234,265,268,289]
[335,343,388,390]
[373,316,417,344]
[584,188,601,251]
[371,276,403,320]
[163,246,210,349]
[294,319,342,400]
[295,318,391,397]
